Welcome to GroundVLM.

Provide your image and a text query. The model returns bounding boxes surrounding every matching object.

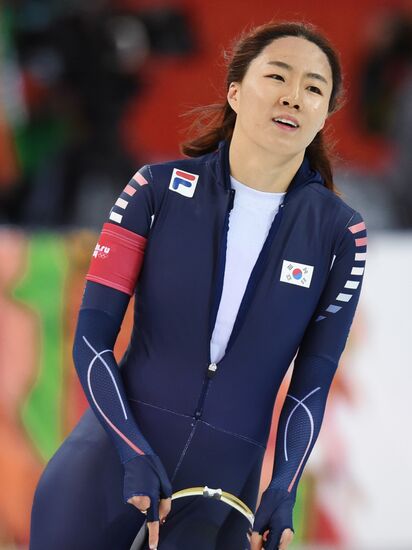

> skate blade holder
[130,485,255,549]
[172,485,254,526]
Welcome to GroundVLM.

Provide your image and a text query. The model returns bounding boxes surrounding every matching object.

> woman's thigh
[29,408,145,550]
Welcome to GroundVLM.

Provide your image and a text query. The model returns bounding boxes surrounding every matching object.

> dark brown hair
[180,20,346,194]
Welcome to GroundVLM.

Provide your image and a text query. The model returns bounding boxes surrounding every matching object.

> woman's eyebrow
[266,60,329,85]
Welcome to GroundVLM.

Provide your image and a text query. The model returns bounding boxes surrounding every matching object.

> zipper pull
[207,362,218,378]
[228,189,235,209]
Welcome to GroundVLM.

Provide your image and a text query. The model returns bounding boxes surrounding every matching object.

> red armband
[86,223,147,296]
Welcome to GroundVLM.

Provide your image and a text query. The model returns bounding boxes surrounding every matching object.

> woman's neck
[228,133,305,193]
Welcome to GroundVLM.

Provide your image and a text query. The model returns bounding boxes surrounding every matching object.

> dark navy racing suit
[30,139,367,549]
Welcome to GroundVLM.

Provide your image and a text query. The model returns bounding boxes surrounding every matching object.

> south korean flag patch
[280,260,314,288]
[169,168,199,198]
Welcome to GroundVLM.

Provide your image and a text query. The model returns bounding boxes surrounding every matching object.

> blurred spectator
[0,0,195,229]
[385,65,412,228]
[332,9,412,230]
[349,9,412,228]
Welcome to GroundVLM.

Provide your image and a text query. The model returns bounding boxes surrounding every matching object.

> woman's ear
[227,82,240,114]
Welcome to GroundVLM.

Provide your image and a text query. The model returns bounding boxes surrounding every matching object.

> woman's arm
[72,166,172,520]
[252,210,367,549]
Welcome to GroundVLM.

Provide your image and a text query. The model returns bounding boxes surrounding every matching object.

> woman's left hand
[250,527,294,550]
[250,487,295,550]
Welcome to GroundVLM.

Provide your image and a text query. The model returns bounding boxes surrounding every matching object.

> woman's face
[227,36,334,158]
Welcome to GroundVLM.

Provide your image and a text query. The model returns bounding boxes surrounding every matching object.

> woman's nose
[279,83,301,110]
[280,98,301,110]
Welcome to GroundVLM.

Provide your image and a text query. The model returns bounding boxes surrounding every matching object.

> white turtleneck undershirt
[210,175,286,364]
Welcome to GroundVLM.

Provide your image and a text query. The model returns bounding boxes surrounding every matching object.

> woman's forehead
[250,36,332,82]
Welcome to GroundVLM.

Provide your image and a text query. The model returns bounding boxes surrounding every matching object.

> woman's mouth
[272,118,300,132]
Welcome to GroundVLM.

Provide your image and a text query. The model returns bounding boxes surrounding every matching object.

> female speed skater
[30,20,367,550]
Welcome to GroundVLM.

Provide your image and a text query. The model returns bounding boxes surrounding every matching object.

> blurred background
[0,0,411,548]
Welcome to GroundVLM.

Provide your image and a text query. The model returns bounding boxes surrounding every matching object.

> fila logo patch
[169,169,199,198]
[280,260,314,288]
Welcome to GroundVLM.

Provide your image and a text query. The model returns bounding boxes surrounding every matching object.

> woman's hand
[251,487,295,550]
[123,454,173,548]
[127,495,171,549]
[250,527,294,550]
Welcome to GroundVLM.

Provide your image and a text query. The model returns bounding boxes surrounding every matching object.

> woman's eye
[267,75,322,95]
[308,86,322,95]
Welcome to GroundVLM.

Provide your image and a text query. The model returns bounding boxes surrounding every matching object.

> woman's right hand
[123,454,173,548]
[127,494,172,549]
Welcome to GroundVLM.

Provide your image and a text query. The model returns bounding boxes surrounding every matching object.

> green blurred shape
[290,475,309,546]
[0,5,72,177]
[13,233,67,462]
[13,119,70,177]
